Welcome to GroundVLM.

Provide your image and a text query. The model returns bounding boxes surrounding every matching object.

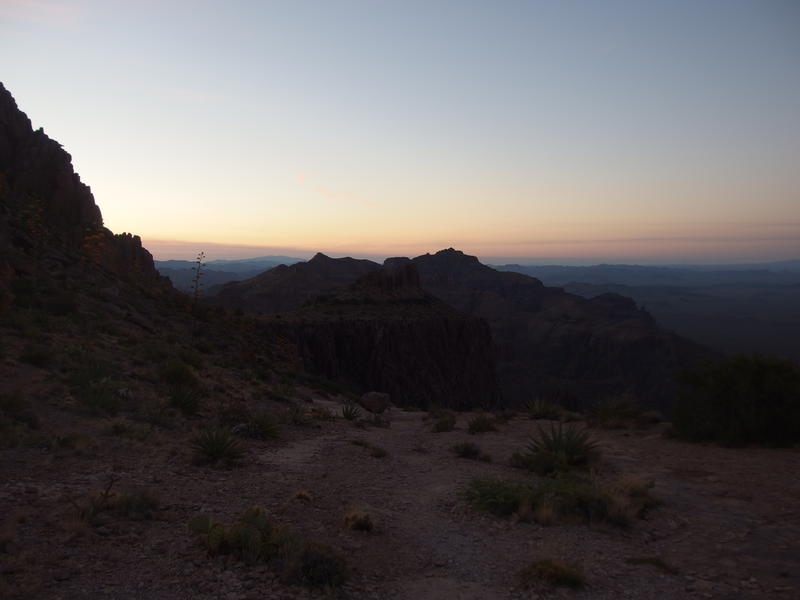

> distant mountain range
[206,249,710,410]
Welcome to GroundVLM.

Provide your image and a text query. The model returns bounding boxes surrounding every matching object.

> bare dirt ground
[2,385,798,600]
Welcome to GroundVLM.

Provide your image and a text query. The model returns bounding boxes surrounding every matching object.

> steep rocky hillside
[262,262,499,410]
[409,249,710,410]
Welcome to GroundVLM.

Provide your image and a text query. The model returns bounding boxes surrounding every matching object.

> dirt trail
[2,398,798,600]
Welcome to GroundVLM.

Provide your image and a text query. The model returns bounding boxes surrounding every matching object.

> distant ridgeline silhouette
[210,248,711,411]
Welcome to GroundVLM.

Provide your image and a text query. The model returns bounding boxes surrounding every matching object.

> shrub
[526,398,562,420]
[467,473,655,528]
[79,377,121,416]
[158,357,199,388]
[248,410,280,440]
[342,402,361,421]
[289,403,311,426]
[285,542,348,588]
[191,427,244,465]
[521,423,599,475]
[465,477,534,517]
[350,439,387,458]
[112,490,159,520]
[673,354,800,445]
[344,510,374,532]
[467,414,497,434]
[168,384,203,416]
[432,413,456,432]
[518,559,585,589]
[452,441,481,459]
[590,393,641,428]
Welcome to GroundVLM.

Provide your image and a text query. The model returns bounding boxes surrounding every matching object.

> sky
[1,0,799,264]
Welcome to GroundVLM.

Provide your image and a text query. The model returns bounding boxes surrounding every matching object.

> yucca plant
[191,427,244,465]
[524,423,599,473]
[341,402,361,421]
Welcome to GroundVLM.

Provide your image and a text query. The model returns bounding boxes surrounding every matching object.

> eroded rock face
[412,249,709,410]
[263,264,499,410]
[0,82,162,284]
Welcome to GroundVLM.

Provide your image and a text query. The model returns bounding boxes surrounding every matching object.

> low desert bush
[526,398,562,420]
[350,439,387,458]
[590,393,642,428]
[189,508,348,587]
[673,354,800,445]
[168,384,203,416]
[432,412,456,432]
[451,441,491,461]
[344,510,374,532]
[289,403,311,426]
[467,413,497,434]
[518,559,585,589]
[466,473,656,527]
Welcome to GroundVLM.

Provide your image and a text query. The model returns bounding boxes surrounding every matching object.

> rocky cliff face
[210,252,380,312]
[411,249,709,409]
[262,263,499,410]
[0,82,162,284]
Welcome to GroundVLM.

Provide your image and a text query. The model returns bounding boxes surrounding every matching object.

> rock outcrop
[411,249,709,410]
[0,82,163,284]
[262,263,499,410]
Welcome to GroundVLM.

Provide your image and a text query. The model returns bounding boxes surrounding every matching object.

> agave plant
[525,423,599,471]
[191,427,244,465]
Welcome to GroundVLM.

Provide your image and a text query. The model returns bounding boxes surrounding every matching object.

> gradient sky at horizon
[2,0,799,264]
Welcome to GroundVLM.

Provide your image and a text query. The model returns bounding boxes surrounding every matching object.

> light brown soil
[2,387,798,600]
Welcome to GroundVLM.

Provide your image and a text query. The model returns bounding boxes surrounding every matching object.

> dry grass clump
[518,558,586,589]
[451,441,491,462]
[431,412,457,432]
[589,393,642,429]
[350,438,388,458]
[466,473,658,528]
[344,510,374,532]
[625,556,679,575]
[189,507,348,588]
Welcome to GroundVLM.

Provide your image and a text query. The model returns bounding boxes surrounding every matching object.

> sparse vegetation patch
[518,559,586,589]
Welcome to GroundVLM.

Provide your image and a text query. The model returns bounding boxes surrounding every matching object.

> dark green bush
[673,354,800,445]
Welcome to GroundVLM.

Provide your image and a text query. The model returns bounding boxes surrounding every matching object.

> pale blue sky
[2,0,798,262]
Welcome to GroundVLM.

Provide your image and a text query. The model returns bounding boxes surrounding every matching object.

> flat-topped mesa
[0,82,162,283]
